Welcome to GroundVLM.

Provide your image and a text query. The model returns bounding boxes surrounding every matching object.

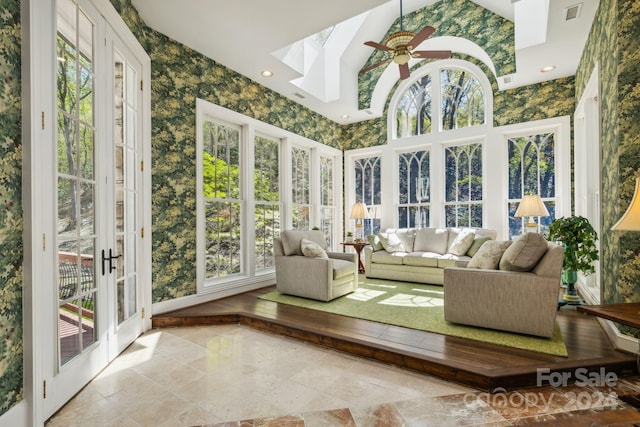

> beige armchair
[274,230,358,301]
[444,242,564,338]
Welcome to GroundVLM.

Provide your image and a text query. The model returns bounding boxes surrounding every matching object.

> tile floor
[46,324,640,426]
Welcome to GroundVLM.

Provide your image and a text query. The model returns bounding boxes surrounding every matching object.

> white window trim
[195,98,342,296]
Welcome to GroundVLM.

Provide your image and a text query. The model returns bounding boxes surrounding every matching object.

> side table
[577,303,640,406]
[341,241,367,273]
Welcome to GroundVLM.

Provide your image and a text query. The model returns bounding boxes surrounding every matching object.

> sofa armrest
[327,252,357,263]
[275,255,332,284]
[444,267,560,337]
[364,246,374,272]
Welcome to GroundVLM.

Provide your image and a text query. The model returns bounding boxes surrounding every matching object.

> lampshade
[349,202,371,220]
[514,195,550,218]
[612,178,640,231]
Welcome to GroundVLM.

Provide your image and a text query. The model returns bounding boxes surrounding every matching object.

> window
[398,150,430,228]
[444,143,483,227]
[507,132,556,237]
[440,68,485,131]
[354,156,381,236]
[320,154,336,246]
[396,75,432,139]
[196,99,342,292]
[394,64,485,139]
[254,134,280,271]
[202,120,242,279]
[291,146,311,230]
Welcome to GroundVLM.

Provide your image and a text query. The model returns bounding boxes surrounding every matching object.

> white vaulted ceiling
[131,0,599,124]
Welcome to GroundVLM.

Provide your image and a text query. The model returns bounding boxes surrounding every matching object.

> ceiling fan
[360,0,451,80]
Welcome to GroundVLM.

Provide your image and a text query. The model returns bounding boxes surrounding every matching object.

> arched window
[393,63,486,139]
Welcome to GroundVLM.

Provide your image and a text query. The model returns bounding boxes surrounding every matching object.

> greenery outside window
[398,150,430,228]
[254,134,280,271]
[291,146,311,230]
[444,143,483,227]
[202,120,242,279]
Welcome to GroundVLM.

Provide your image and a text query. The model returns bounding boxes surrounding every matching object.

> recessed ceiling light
[261,70,273,77]
[341,114,350,119]
[541,66,556,73]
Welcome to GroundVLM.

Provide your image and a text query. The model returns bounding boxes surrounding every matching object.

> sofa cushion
[466,236,492,257]
[499,232,548,272]
[332,258,355,279]
[367,233,384,251]
[301,238,328,259]
[414,228,449,254]
[371,250,406,265]
[378,232,406,253]
[467,240,513,269]
[403,252,440,267]
[447,229,475,255]
[281,230,326,256]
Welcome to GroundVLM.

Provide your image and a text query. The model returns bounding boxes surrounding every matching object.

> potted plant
[547,215,599,302]
[346,231,354,242]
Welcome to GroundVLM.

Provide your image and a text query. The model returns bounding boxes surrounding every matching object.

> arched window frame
[387,59,493,142]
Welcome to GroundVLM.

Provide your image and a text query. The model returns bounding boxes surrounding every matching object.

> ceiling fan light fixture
[385,31,414,49]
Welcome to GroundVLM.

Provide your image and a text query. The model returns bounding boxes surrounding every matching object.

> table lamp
[612,178,640,231]
[515,194,549,233]
[349,202,370,241]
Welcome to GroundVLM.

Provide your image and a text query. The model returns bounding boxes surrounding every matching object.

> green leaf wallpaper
[358,0,515,110]
[0,0,23,417]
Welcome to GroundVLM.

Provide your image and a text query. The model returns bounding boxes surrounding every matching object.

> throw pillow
[467,236,492,257]
[301,238,328,259]
[378,232,406,253]
[367,234,384,251]
[467,240,513,269]
[499,232,548,272]
[413,228,449,254]
[447,229,476,255]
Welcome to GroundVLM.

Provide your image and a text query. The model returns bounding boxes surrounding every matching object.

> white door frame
[23,0,151,424]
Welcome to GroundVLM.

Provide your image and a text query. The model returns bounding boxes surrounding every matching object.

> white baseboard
[151,279,274,316]
[0,400,29,427]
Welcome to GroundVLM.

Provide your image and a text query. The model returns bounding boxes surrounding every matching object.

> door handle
[101,248,121,275]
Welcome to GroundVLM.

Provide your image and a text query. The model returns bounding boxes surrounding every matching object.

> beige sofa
[364,227,497,285]
[274,230,358,301]
[443,239,564,338]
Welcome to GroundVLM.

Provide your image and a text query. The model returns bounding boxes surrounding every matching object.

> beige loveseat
[364,227,497,285]
[274,230,358,301]
[444,236,564,338]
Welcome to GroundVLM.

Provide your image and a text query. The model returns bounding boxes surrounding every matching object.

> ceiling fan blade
[364,41,394,52]
[408,26,436,48]
[412,50,452,59]
[359,57,392,74]
[399,63,410,80]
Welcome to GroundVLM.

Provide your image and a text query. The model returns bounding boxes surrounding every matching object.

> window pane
[444,143,483,227]
[354,156,381,236]
[507,133,556,238]
[398,150,430,228]
[396,75,432,138]
[202,120,242,278]
[441,68,485,131]
[291,146,310,230]
[254,135,280,272]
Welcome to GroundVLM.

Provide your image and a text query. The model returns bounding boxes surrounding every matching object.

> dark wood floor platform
[152,285,637,391]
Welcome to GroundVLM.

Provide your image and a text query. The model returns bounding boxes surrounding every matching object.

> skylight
[309,26,336,46]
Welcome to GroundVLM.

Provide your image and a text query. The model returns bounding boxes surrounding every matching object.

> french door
[40,0,150,419]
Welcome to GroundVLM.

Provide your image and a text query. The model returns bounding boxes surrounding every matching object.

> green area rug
[259,278,568,357]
